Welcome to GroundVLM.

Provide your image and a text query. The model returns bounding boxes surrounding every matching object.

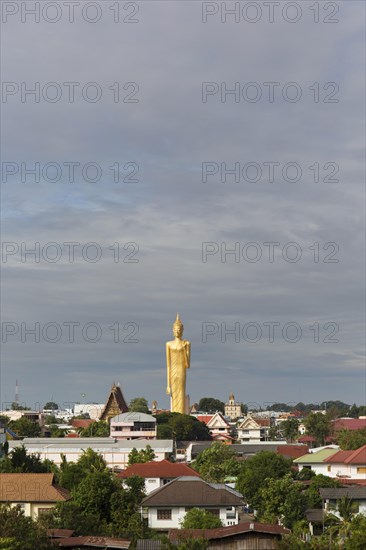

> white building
[237,414,271,443]
[320,487,366,518]
[73,403,105,420]
[110,412,157,440]
[118,460,200,494]
[142,476,244,530]
[9,438,173,469]
[315,446,366,480]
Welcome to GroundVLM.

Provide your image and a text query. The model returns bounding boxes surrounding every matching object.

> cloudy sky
[1,1,365,411]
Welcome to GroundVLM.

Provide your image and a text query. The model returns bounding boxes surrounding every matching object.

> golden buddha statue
[166,314,191,414]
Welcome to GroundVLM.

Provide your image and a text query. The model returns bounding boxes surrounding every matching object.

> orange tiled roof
[325,445,366,465]
[0,473,71,503]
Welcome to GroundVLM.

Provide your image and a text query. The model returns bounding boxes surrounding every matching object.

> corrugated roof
[55,536,130,548]
[294,448,339,464]
[142,477,244,507]
[169,522,290,541]
[319,486,366,499]
[117,459,200,479]
[0,473,71,503]
[324,445,366,465]
[111,412,156,423]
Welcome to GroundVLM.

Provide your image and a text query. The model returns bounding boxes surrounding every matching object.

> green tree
[79,420,109,437]
[9,417,41,437]
[236,451,292,509]
[257,474,307,528]
[11,402,31,411]
[337,428,366,450]
[304,413,331,445]
[156,412,211,441]
[280,418,300,442]
[192,442,239,482]
[73,470,116,522]
[0,505,52,550]
[181,508,223,529]
[343,514,366,549]
[52,501,104,535]
[77,448,108,472]
[128,445,156,465]
[0,445,58,475]
[306,474,341,508]
[44,402,59,411]
[198,398,225,414]
[129,397,150,414]
[110,475,147,538]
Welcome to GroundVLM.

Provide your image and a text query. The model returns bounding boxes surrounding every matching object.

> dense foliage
[156,412,211,441]
[192,442,240,482]
[181,508,223,529]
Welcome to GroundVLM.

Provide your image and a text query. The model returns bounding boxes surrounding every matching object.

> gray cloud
[1,1,365,409]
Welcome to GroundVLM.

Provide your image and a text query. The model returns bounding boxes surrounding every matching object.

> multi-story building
[110,412,157,440]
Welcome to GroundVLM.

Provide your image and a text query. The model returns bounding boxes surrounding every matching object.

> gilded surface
[166,314,191,414]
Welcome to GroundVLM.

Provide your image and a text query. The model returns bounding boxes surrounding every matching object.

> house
[320,486,366,519]
[0,410,45,427]
[237,415,271,443]
[110,412,157,440]
[224,394,242,420]
[117,459,200,493]
[293,448,340,475]
[141,476,244,530]
[100,383,129,423]
[9,438,173,469]
[322,445,366,480]
[169,522,290,549]
[205,412,233,442]
[276,444,309,460]
[0,473,70,519]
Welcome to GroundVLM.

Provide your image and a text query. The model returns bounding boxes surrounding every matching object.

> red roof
[277,445,309,459]
[71,419,94,429]
[117,459,201,479]
[298,435,316,442]
[253,418,271,427]
[65,433,79,438]
[324,445,366,465]
[332,418,366,431]
[169,522,290,541]
[196,415,214,424]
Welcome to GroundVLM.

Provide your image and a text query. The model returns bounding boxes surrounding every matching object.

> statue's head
[172,313,183,338]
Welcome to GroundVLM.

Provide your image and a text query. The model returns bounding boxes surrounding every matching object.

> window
[205,509,220,516]
[327,465,331,472]
[357,467,366,474]
[157,509,172,520]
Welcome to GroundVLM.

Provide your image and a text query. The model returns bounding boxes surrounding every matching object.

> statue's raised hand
[166,386,171,395]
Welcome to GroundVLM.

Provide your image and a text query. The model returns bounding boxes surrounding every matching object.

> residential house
[0,473,70,519]
[110,412,157,440]
[169,523,290,550]
[141,476,244,530]
[322,445,366,480]
[205,412,233,443]
[117,459,200,493]
[9,438,173,469]
[293,448,340,476]
[320,486,366,519]
[237,415,271,443]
